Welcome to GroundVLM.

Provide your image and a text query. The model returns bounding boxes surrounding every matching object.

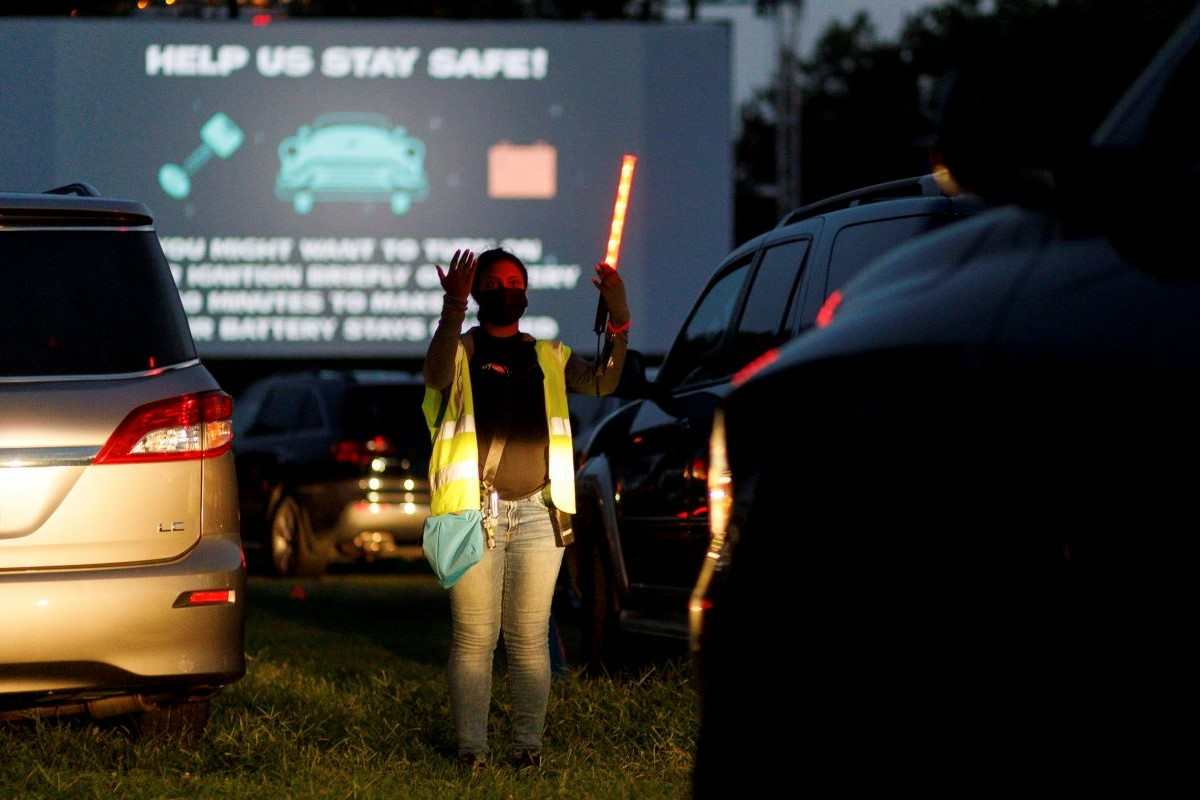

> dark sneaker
[510,750,542,769]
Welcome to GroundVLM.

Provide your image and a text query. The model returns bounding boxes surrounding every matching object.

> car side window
[727,239,810,372]
[298,390,324,431]
[661,259,752,388]
[250,387,305,436]
[825,215,940,295]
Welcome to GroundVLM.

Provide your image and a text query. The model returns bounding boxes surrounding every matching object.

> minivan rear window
[0,230,196,377]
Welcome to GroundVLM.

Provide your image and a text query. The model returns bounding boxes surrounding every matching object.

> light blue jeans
[448,491,564,757]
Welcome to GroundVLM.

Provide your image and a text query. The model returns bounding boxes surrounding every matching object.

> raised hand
[592,262,629,324]
[436,249,477,302]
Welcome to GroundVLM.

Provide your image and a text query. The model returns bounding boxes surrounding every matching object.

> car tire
[575,501,624,674]
[269,496,325,577]
[133,699,210,744]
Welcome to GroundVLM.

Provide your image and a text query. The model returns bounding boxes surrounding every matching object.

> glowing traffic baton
[595,154,638,335]
[605,154,638,268]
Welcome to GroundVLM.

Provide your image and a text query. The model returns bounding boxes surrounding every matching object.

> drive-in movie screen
[0,19,730,357]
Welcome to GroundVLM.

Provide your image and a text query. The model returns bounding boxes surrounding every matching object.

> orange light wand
[606,154,638,268]
[595,154,638,335]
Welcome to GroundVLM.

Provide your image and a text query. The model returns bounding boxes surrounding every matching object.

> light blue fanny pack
[422,509,484,589]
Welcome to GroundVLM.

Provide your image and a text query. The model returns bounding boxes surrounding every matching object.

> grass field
[0,571,697,799]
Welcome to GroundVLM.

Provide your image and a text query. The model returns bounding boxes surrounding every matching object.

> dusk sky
[800,0,939,53]
[669,0,942,124]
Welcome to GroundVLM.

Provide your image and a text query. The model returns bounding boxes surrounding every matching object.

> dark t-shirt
[469,329,549,500]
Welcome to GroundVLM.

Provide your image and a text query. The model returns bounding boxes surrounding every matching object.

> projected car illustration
[275,114,429,215]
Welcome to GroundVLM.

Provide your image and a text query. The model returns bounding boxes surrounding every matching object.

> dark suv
[570,176,978,665]
[233,371,431,576]
[691,6,1199,793]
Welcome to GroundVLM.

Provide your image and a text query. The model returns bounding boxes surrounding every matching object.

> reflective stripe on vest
[538,340,576,514]
[422,340,479,515]
[423,337,576,516]
[435,415,475,444]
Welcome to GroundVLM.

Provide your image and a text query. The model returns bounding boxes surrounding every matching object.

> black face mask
[476,289,528,326]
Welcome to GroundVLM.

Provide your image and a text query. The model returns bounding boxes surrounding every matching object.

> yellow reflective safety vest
[422,336,576,516]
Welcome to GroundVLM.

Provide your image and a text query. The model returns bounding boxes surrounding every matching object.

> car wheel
[269,496,325,577]
[576,502,624,674]
[133,699,210,744]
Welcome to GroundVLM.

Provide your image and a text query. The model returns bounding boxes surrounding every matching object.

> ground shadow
[247,561,452,667]
[248,560,689,676]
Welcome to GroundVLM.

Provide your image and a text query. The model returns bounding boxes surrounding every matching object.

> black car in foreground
[568,176,978,668]
[233,371,431,576]
[693,7,1198,793]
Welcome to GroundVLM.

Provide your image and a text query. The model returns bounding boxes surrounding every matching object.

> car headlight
[689,408,733,653]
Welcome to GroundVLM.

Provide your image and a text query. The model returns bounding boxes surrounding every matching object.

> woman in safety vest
[423,247,629,770]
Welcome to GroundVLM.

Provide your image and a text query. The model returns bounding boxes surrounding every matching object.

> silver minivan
[0,186,244,737]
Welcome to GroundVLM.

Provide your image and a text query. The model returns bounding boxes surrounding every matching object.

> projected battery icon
[488,141,557,199]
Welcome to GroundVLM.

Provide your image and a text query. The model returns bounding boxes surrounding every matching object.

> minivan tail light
[93,391,234,464]
[201,392,234,453]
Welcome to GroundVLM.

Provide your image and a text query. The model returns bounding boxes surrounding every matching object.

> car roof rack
[44,182,102,198]
[776,175,943,228]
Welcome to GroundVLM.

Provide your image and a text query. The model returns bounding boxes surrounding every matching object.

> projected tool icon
[158,112,245,200]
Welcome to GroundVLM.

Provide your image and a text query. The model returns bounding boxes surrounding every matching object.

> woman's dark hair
[473,249,528,293]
